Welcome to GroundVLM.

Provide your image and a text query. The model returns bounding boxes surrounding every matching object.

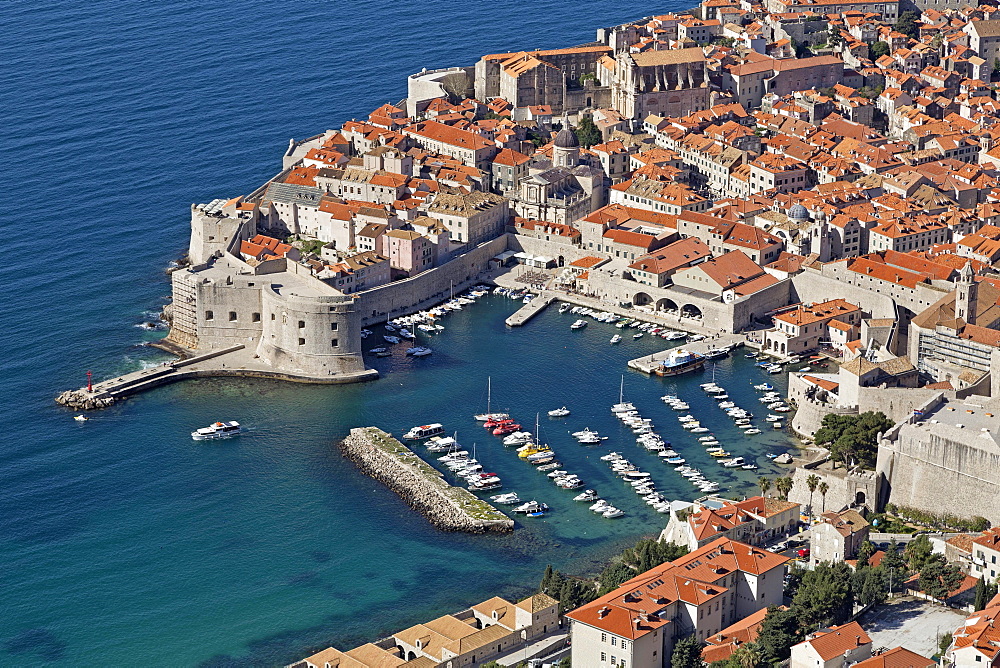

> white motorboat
[490,492,520,504]
[514,501,548,514]
[633,332,643,339]
[399,329,415,340]
[503,431,533,446]
[610,334,622,344]
[383,335,401,344]
[590,499,610,512]
[574,489,598,502]
[548,406,571,417]
[406,346,432,357]
[600,451,621,461]
[74,414,89,422]
[558,303,570,313]
[426,435,460,452]
[603,507,624,518]
[570,319,588,330]
[191,421,242,440]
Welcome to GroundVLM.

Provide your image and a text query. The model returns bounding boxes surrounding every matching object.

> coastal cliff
[339,427,514,533]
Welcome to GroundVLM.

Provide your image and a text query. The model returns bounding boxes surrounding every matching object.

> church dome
[554,125,579,149]
[787,203,809,221]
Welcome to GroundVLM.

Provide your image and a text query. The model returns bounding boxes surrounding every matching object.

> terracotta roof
[799,621,871,661]
[853,646,935,668]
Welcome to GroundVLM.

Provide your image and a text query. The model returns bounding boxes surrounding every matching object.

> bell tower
[956,261,977,325]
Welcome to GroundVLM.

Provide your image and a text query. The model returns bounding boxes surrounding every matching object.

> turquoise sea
[2,2,796,665]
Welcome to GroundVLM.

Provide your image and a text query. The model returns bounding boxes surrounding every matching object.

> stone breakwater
[339,427,514,533]
[55,390,116,410]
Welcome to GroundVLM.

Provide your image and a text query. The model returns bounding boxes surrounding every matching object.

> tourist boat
[383,335,401,344]
[404,423,444,440]
[603,507,624,518]
[570,319,588,330]
[191,421,242,440]
[655,348,705,377]
[490,492,520,504]
[475,378,509,422]
[558,303,570,313]
[573,489,599,502]
[74,415,89,422]
[610,334,622,344]
[547,406,570,417]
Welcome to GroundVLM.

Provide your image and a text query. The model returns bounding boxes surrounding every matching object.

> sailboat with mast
[474,377,509,422]
[611,375,636,414]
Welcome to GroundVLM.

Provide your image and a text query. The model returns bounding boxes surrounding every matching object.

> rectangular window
[229,311,237,321]
[602,634,607,643]
[331,338,339,347]
[601,653,607,662]
[271,313,275,321]
[330,322,338,331]
[252,312,261,322]
[611,638,616,647]
[205,310,214,321]
[298,338,305,346]
[298,320,306,328]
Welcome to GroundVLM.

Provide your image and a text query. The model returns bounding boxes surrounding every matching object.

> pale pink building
[386,229,435,276]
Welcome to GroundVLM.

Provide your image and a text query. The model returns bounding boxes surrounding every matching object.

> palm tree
[806,474,820,516]
[776,476,794,501]
[819,481,829,513]
[758,476,772,497]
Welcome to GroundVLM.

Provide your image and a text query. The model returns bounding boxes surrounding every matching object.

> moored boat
[655,348,705,377]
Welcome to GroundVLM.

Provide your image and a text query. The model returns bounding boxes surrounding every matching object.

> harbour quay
[338,427,513,533]
[628,335,743,375]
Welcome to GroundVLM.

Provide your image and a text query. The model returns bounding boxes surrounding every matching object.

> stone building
[509,125,606,225]
[566,537,788,667]
[790,622,872,668]
[608,47,710,120]
[809,509,870,566]
[426,191,509,246]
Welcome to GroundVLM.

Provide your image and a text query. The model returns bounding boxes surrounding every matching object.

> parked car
[797,547,810,558]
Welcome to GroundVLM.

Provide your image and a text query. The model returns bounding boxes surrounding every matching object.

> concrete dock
[505,293,555,327]
[628,336,743,374]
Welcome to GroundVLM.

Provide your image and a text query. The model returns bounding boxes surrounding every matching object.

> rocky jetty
[55,390,116,410]
[340,427,513,533]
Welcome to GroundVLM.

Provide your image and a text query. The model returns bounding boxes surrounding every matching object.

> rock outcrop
[340,427,513,533]
[55,390,116,410]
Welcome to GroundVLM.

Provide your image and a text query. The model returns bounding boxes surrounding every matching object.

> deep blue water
[0,2,796,665]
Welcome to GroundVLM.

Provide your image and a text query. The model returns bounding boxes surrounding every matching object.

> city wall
[877,424,1000,526]
[790,270,898,320]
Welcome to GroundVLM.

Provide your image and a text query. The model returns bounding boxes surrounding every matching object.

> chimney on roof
[634,618,642,630]
[598,606,611,618]
[856,635,863,646]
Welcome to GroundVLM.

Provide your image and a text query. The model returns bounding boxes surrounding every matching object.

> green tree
[758,476,772,497]
[814,411,892,469]
[870,41,890,58]
[756,606,802,663]
[917,554,964,601]
[857,540,876,568]
[904,535,934,572]
[597,538,688,595]
[855,566,888,607]
[671,634,704,668]
[975,576,991,611]
[573,116,602,148]
[894,10,920,38]
[558,576,596,613]
[818,482,829,513]
[728,643,763,668]
[806,474,820,516]
[791,563,855,629]
[775,476,794,501]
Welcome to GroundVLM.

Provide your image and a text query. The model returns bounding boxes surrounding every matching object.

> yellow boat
[710,451,730,457]
[518,446,549,459]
